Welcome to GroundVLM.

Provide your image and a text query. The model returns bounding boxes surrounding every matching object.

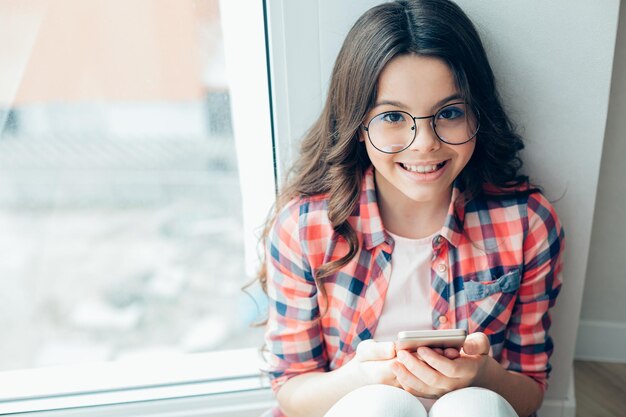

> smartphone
[395,329,467,350]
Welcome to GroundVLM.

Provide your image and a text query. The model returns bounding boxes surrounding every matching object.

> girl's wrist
[471,354,502,389]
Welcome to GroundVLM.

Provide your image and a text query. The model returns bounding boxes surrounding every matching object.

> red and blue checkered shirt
[264,166,564,415]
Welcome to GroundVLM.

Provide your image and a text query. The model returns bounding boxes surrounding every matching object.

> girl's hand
[391,332,491,398]
[345,339,401,387]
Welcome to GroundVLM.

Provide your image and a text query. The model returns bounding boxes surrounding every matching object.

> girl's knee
[324,385,427,417]
[430,387,518,417]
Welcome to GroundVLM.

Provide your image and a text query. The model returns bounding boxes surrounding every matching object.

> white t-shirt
[373,230,435,341]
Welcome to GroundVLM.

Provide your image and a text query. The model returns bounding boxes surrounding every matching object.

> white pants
[323,385,519,417]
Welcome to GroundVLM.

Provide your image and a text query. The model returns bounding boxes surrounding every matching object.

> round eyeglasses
[362,101,480,154]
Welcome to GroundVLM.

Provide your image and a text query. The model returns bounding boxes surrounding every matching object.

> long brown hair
[258,0,531,295]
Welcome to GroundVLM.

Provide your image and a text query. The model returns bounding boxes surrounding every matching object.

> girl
[260,1,564,416]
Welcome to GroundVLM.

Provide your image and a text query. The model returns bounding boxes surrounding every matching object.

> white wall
[576,2,626,363]
[266,0,621,415]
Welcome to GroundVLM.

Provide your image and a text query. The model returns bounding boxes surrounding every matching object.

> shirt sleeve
[264,199,328,393]
[501,191,564,391]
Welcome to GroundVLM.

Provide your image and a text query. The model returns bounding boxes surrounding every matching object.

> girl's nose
[407,118,441,153]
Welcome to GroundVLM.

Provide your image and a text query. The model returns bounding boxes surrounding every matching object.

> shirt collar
[440,179,466,248]
[358,166,466,250]
[357,166,389,250]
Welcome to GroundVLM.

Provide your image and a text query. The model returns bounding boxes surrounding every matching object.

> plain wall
[576,1,626,362]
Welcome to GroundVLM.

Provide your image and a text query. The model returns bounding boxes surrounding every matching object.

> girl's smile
[397,160,450,181]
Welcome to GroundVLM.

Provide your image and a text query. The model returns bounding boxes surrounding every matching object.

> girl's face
[360,54,476,207]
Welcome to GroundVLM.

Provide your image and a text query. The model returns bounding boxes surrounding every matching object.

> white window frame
[0,348,274,416]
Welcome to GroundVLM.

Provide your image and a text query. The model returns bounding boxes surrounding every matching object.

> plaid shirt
[264,166,564,415]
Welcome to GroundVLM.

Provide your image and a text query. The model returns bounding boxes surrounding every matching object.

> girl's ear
[358,125,366,142]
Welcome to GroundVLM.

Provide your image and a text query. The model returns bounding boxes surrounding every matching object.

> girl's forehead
[375,54,459,111]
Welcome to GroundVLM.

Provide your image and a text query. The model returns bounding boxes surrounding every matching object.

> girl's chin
[399,189,450,204]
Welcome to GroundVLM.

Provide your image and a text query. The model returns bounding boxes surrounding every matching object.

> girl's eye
[381,112,406,123]
[437,106,465,120]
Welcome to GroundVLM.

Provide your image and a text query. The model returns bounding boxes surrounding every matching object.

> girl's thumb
[462,332,490,356]
[356,339,396,361]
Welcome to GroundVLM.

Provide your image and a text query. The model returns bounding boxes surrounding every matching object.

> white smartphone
[395,329,467,350]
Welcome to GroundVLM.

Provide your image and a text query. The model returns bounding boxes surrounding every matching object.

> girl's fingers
[396,349,443,387]
[392,360,438,398]
[443,348,461,359]
[414,347,458,378]
[430,347,459,359]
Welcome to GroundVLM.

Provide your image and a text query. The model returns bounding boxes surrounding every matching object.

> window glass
[0,0,264,371]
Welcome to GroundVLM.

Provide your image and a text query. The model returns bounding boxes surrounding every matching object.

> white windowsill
[0,348,272,415]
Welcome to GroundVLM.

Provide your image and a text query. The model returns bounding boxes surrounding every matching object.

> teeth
[402,163,441,173]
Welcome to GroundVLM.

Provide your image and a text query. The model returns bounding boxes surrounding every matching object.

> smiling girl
[259,1,564,417]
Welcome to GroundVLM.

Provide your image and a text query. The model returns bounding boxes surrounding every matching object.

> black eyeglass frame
[361,101,480,154]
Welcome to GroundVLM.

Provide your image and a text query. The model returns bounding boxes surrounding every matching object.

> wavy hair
[257,0,532,296]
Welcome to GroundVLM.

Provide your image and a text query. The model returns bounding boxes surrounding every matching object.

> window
[0,0,271,371]
[0,0,275,413]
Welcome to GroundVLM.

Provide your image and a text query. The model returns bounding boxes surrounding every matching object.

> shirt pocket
[463,269,521,335]
[464,269,521,301]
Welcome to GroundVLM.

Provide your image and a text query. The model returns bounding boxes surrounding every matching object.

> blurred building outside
[0,0,265,371]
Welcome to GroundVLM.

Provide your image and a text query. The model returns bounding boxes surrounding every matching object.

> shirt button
[434,235,442,245]
[439,316,448,324]
[437,264,447,273]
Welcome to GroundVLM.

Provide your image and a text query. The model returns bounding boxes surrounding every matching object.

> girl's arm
[276,340,399,417]
[276,364,356,417]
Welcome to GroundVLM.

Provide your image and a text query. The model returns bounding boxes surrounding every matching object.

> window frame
[0,348,272,416]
